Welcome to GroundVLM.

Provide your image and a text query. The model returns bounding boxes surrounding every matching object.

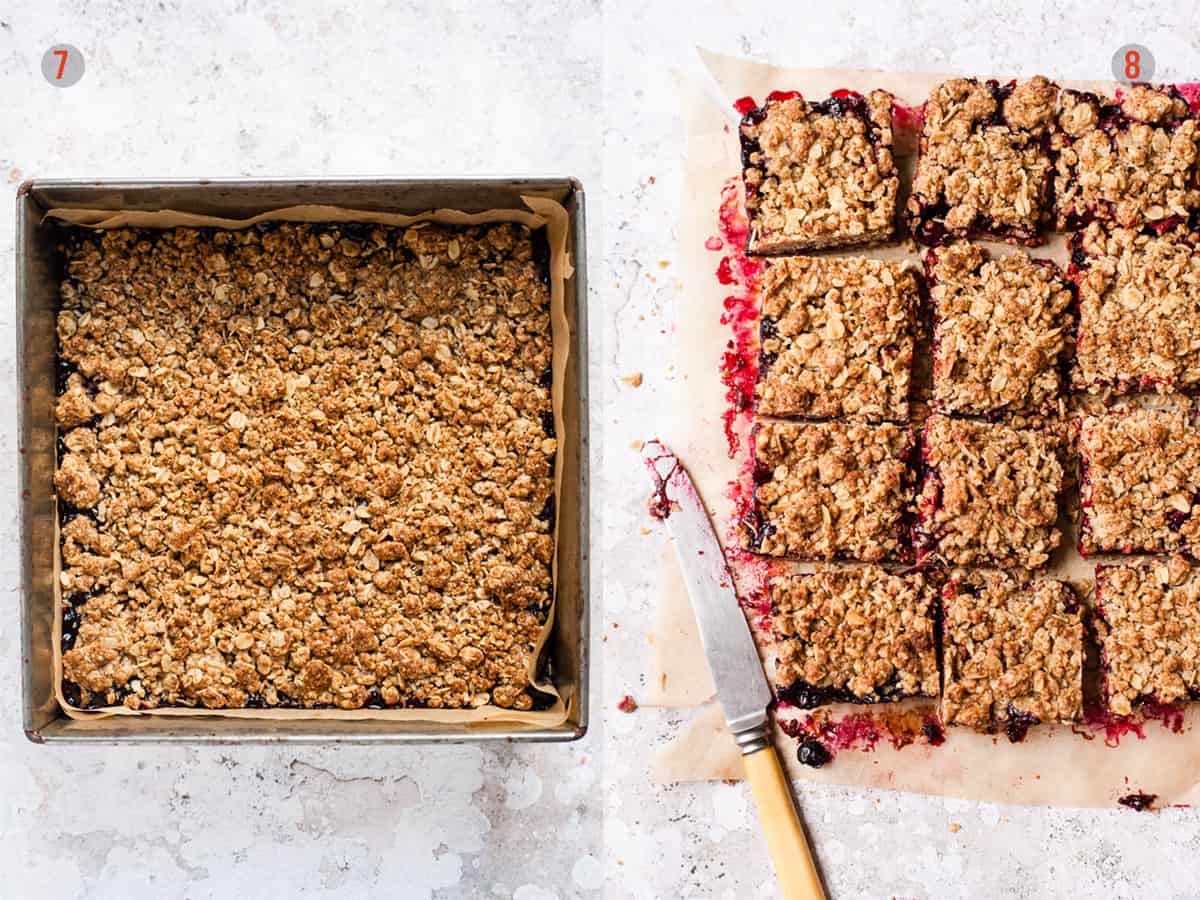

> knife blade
[642,440,774,749]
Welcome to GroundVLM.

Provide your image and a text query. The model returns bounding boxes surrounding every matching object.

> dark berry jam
[797,739,831,768]
[1118,792,1157,812]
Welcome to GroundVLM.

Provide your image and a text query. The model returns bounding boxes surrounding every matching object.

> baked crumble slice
[927,242,1073,416]
[1070,222,1200,393]
[55,222,556,712]
[756,256,918,422]
[1096,556,1200,715]
[916,415,1063,568]
[746,420,913,562]
[907,76,1059,246]
[1053,85,1200,230]
[740,89,898,254]
[1079,408,1200,556]
[772,565,938,708]
[941,570,1083,739]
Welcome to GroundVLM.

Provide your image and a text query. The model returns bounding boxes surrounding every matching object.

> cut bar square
[941,570,1084,739]
[1054,85,1200,230]
[916,415,1063,568]
[772,565,938,709]
[756,256,918,422]
[907,76,1059,246]
[747,420,913,562]
[1079,408,1200,556]
[739,90,898,254]
[1096,557,1200,715]
[927,242,1073,416]
[1071,223,1200,394]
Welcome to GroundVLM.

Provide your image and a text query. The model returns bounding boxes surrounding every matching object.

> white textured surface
[5,1,1200,898]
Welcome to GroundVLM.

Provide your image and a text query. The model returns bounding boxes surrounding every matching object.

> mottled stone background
[4,1,1200,898]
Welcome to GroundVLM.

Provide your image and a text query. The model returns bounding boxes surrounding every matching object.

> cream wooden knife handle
[743,745,827,900]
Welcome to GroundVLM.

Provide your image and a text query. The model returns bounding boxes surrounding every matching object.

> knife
[643,440,827,900]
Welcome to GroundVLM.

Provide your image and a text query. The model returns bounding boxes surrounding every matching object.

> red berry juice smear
[706,177,771,633]
[1179,82,1200,114]
[779,707,944,767]
[1081,699,1186,748]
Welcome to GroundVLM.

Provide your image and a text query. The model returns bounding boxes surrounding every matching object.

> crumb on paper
[949,822,961,833]
[630,439,645,451]
[617,695,639,713]
[622,372,644,388]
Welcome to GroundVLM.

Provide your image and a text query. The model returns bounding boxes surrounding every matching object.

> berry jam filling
[643,449,680,521]
[1118,791,1157,811]
[1002,705,1040,743]
[777,676,923,710]
[714,179,763,458]
[797,739,831,768]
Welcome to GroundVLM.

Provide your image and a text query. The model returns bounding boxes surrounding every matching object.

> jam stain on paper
[1118,791,1157,812]
[779,707,944,767]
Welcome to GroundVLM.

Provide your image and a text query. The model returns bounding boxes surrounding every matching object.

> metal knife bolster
[643,442,775,756]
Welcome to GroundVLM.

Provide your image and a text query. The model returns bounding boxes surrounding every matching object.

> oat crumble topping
[1079,408,1200,556]
[740,90,898,254]
[55,222,555,711]
[917,415,1063,568]
[756,256,917,421]
[1072,222,1200,393]
[927,242,1073,416]
[748,420,912,562]
[772,566,938,705]
[1054,86,1200,229]
[1097,556,1200,715]
[941,570,1083,731]
[907,76,1059,245]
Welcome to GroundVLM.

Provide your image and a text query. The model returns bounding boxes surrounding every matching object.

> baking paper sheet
[45,195,573,728]
[652,50,1200,807]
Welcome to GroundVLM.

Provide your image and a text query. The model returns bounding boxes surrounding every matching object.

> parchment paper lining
[653,51,1200,808]
[46,196,573,727]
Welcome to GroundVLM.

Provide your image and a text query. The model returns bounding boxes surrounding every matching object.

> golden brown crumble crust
[772,566,938,701]
[1054,86,1200,229]
[907,76,1059,244]
[56,222,555,711]
[941,570,1083,730]
[917,415,1063,568]
[756,256,917,422]
[1072,222,1200,393]
[749,421,912,562]
[1079,409,1200,555]
[1097,556,1200,715]
[741,90,897,253]
[928,242,1072,416]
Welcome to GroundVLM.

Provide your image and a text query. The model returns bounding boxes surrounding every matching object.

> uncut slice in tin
[747,420,913,563]
[756,255,917,422]
[772,565,938,709]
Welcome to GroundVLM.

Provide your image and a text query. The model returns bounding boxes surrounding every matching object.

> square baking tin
[16,177,589,743]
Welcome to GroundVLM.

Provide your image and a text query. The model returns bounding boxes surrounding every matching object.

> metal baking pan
[16,177,589,743]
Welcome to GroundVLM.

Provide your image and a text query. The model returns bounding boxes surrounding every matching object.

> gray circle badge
[1111,44,1155,84]
[42,44,85,87]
